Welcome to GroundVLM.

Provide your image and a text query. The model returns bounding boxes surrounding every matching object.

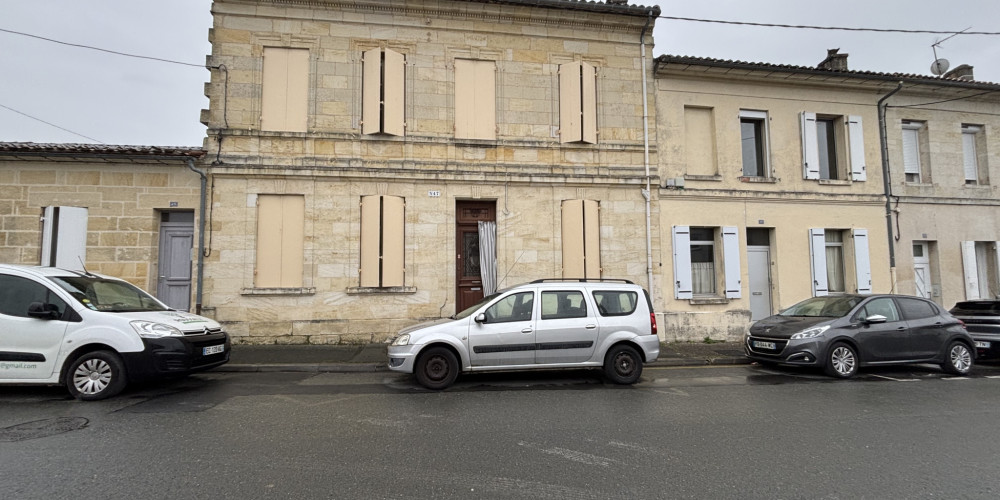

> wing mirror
[475,313,487,324]
[27,302,60,320]
[864,314,887,324]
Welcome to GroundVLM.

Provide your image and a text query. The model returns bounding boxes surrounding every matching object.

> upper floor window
[559,61,598,144]
[455,59,496,140]
[362,48,405,136]
[740,110,769,178]
[261,47,309,133]
[962,124,988,185]
[801,113,866,181]
[901,120,928,183]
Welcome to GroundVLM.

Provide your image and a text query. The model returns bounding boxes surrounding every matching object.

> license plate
[975,341,991,349]
[203,344,225,356]
[752,340,777,350]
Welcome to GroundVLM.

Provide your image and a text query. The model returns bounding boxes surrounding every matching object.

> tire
[941,341,973,376]
[414,347,459,390]
[824,342,858,378]
[65,351,128,401]
[603,344,643,385]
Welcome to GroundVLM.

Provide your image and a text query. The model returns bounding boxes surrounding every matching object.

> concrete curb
[217,356,750,373]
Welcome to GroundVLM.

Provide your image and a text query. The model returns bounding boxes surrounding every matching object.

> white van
[0,265,230,400]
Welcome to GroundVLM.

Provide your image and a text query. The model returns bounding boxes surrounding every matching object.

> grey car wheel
[824,342,858,378]
[414,347,459,390]
[603,344,643,385]
[942,341,973,375]
[65,351,128,401]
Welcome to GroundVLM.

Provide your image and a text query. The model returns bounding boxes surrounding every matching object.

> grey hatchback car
[745,294,975,378]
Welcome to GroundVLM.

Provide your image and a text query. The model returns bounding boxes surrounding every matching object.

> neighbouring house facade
[0,144,206,311]
[199,0,662,343]
[654,53,1000,340]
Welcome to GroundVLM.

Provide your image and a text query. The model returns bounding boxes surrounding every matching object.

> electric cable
[0,102,104,143]
[657,16,1000,36]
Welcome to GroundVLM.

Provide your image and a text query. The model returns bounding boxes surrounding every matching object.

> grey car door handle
[521,328,533,334]
[586,324,597,329]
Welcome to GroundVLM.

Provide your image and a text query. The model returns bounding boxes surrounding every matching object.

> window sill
[241,287,316,296]
[739,176,779,183]
[817,179,852,186]
[683,174,723,182]
[963,183,990,188]
[689,297,729,305]
[346,286,417,295]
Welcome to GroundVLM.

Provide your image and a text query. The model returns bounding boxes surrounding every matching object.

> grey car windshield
[454,292,502,320]
[779,296,863,318]
[47,276,168,313]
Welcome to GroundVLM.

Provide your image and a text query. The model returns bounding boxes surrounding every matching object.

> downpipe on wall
[877,82,903,293]
[640,11,654,294]
[185,157,207,314]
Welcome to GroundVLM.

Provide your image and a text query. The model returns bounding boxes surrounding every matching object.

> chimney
[943,64,974,81]
[818,48,849,71]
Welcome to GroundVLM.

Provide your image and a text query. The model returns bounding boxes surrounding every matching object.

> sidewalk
[219,341,748,373]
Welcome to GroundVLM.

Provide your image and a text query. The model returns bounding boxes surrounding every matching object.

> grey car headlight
[391,334,411,346]
[790,325,830,340]
[131,320,184,338]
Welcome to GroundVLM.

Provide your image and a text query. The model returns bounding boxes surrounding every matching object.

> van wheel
[414,347,459,390]
[65,351,127,401]
[941,341,973,375]
[604,345,643,384]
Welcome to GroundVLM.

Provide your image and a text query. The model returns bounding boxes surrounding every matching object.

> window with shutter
[256,195,304,288]
[561,200,601,279]
[559,61,598,144]
[360,195,405,287]
[962,125,982,185]
[261,47,309,132]
[901,121,925,183]
[362,48,405,136]
[455,59,496,140]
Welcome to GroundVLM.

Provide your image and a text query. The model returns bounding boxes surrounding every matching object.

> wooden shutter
[583,200,601,278]
[809,228,828,296]
[261,47,308,132]
[559,62,582,143]
[961,241,980,300]
[801,112,820,180]
[360,195,381,287]
[561,200,585,278]
[256,195,304,288]
[853,228,872,294]
[381,196,405,286]
[361,48,382,135]
[581,62,597,144]
[382,49,405,137]
[672,226,693,299]
[360,195,405,287]
[847,115,866,181]
[455,59,495,140]
[722,226,741,298]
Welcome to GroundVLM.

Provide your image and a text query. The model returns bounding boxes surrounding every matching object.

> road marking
[870,374,919,382]
[986,375,1000,379]
[518,441,617,467]
[942,377,973,381]
[653,388,690,397]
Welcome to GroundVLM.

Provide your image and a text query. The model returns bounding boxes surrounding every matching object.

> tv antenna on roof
[930,27,970,75]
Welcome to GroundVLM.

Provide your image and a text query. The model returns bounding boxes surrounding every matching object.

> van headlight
[391,334,410,346]
[131,320,184,338]
[790,325,829,340]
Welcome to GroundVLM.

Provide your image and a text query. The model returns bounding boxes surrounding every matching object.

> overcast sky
[1,0,998,147]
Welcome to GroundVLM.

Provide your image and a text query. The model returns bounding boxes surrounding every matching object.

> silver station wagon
[387,279,660,389]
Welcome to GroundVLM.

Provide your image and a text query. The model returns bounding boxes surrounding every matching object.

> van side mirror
[864,314,887,324]
[475,313,487,324]
[27,302,60,320]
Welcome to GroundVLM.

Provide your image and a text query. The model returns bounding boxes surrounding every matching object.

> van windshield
[47,276,168,313]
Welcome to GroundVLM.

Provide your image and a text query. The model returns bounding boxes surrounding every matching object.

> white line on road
[870,374,919,382]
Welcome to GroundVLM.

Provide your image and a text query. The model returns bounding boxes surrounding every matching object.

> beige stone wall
[0,159,202,292]
[201,0,660,343]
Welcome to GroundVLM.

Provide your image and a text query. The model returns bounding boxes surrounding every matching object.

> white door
[747,246,772,321]
[913,242,931,299]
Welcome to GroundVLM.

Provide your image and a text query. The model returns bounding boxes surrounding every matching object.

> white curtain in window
[478,221,497,295]
[826,245,845,293]
[692,262,716,295]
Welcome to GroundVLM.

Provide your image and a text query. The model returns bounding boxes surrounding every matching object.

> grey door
[157,212,194,311]
[747,246,772,321]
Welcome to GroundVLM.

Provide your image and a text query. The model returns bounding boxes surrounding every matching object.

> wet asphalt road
[2,363,1000,499]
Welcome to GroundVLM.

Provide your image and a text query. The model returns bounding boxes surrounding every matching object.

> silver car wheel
[949,344,972,374]
[73,358,113,395]
[830,346,856,376]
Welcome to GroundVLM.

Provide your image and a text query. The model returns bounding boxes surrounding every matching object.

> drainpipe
[185,157,207,314]
[640,10,654,292]
[877,82,903,294]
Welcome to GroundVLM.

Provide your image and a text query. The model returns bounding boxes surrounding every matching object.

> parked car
[745,294,974,378]
[0,265,230,400]
[949,300,1000,360]
[387,279,660,389]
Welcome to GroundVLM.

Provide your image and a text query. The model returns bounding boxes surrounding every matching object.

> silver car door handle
[586,324,597,329]
[521,328,533,334]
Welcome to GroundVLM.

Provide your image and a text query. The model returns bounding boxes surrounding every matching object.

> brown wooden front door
[456,200,496,313]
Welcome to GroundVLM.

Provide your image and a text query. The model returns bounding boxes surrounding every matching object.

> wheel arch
[416,341,467,372]
[59,343,123,382]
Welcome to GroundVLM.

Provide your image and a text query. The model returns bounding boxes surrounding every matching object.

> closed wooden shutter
[455,59,495,140]
[360,195,405,287]
[261,47,308,132]
[256,195,304,287]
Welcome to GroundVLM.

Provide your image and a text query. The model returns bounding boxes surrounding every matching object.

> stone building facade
[0,144,206,310]
[200,0,661,343]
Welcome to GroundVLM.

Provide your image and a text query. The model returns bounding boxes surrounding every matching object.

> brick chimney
[943,64,974,80]
[817,48,849,71]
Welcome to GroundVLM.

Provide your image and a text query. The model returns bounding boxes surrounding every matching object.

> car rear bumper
[122,332,231,381]
[968,332,1000,360]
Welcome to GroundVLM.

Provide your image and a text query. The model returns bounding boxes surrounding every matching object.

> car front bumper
[122,332,231,381]
[745,335,825,366]
[387,343,419,373]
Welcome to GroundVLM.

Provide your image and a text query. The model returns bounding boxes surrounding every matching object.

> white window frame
[962,125,981,185]
[802,112,865,181]
[902,121,924,183]
[672,225,741,299]
[739,110,770,178]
